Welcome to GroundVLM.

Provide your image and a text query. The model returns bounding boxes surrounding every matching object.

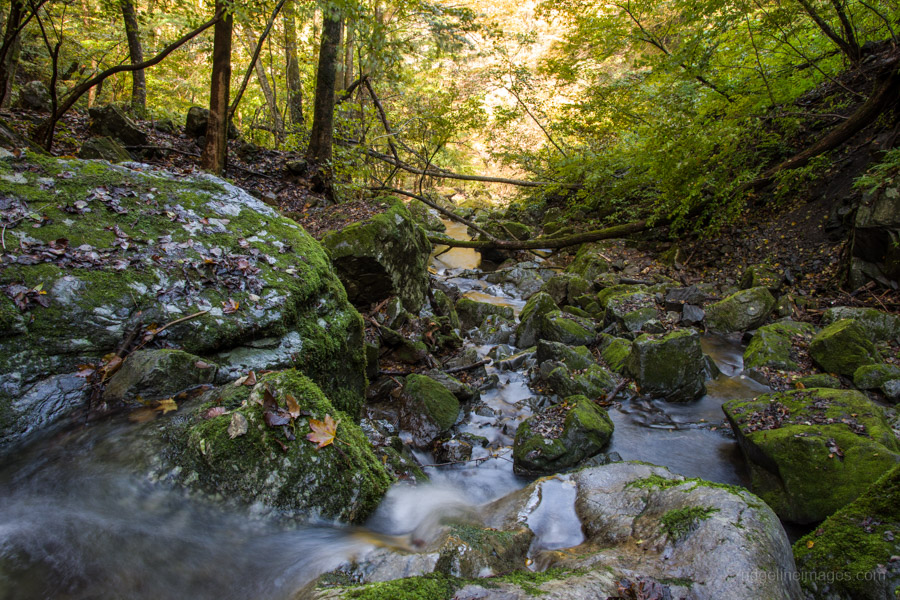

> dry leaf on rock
[307,414,339,449]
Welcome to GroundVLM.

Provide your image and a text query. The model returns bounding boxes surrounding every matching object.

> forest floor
[2,106,897,319]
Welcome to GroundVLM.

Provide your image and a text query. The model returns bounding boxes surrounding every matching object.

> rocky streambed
[1,153,900,599]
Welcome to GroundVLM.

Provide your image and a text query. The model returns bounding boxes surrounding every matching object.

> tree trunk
[342,21,354,90]
[201,0,233,175]
[120,0,146,115]
[427,220,653,250]
[243,31,284,143]
[0,0,24,108]
[305,5,342,170]
[283,0,303,125]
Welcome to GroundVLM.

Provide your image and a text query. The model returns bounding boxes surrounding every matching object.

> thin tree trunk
[200,0,233,175]
[305,4,342,184]
[242,30,284,142]
[120,0,146,115]
[283,0,303,124]
[342,21,354,90]
[0,0,23,108]
[795,0,861,62]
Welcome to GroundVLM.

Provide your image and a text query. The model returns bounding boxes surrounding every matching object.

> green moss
[743,321,816,371]
[704,287,776,333]
[660,506,719,540]
[540,310,595,346]
[626,473,758,503]
[809,319,881,377]
[343,574,458,600]
[599,336,631,373]
[516,292,558,347]
[455,297,514,330]
[793,465,900,597]
[403,374,460,432]
[493,567,584,596]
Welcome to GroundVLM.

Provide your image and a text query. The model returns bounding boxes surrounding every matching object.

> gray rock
[185,105,240,140]
[88,104,148,147]
[853,363,900,390]
[103,349,217,403]
[704,287,776,333]
[78,136,132,162]
[456,297,514,330]
[546,364,615,399]
[535,340,594,370]
[681,303,705,326]
[822,306,900,342]
[2,374,88,449]
[849,184,900,287]
[15,80,51,111]
[539,310,596,346]
[663,285,706,311]
[515,292,558,348]
[540,273,592,307]
[397,374,460,448]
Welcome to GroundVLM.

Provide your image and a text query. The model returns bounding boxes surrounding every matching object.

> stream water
[0,219,765,599]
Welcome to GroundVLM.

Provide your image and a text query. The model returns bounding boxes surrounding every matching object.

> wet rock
[456,297,514,330]
[77,136,132,162]
[376,297,408,329]
[468,315,515,345]
[740,263,783,292]
[15,81,51,111]
[156,370,392,522]
[423,369,479,403]
[822,306,900,342]
[809,319,882,377]
[433,433,487,464]
[704,287,776,333]
[540,273,592,307]
[322,200,432,312]
[484,261,556,297]
[546,364,615,399]
[102,349,216,404]
[854,363,900,390]
[397,374,461,448]
[848,183,900,287]
[536,340,594,370]
[1,374,88,447]
[431,289,460,330]
[539,310,596,346]
[680,304,705,326]
[743,320,817,371]
[723,388,900,523]
[885,379,900,402]
[513,395,613,475]
[625,329,706,402]
[598,334,631,373]
[515,292,558,347]
[0,155,367,451]
[88,104,148,147]
[794,464,900,599]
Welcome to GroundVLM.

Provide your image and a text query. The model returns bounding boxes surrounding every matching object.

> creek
[0,218,765,599]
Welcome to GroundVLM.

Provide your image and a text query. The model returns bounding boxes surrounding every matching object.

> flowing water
[0,218,765,599]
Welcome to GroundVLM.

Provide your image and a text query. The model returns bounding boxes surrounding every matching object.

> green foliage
[660,506,719,540]
[854,148,900,193]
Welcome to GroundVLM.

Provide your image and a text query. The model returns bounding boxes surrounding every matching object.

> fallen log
[427,219,653,250]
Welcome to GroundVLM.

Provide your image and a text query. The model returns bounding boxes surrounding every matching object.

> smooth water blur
[431,221,481,271]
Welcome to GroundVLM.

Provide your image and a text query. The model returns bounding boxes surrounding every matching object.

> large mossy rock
[854,363,900,390]
[848,182,900,288]
[539,310,596,346]
[397,374,460,448]
[158,370,392,523]
[545,363,615,399]
[515,291,558,347]
[822,306,900,342]
[704,287,776,333]
[539,273,592,307]
[102,349,216,403]
[605,289,659,333]
[535,340,594,370]
[317,463,800,599]
[743,320,817,371]
[455,297,513,330]
[513,395,613,475]
[321,201,431,312]
[566,242,612,280]
[625,329,706,402]
[809,319,881,377]
[793,464,900,600]
[77,136,132,162]
[723,388,900,523]
[0,153,366,451]
[87,104,148,147]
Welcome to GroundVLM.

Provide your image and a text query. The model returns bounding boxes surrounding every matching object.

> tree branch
[427,219,653,250]
[228,0,287,121]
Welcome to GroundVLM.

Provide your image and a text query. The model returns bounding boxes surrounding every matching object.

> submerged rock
[794,464,900,600]
[513,395,613,475]
[723,388,900,523]
[809,319,881,377]
[625,329,706,402]
[0,153,366,451]
[704,287,776,333]
[321,200,431,312]
[156,370,392,522]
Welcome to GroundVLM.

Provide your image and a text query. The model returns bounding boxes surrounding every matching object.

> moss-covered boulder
[321,200,431,313]
[740,263,783,292]
[704,287,776,332]
[853,363,900,390]
[467,314,516,345]
[743,320,817,371]
[605,290,659,333]
[431,289,460,330]
[625,329,706,402]
[793,465,900,599]
[397,374,460,448]
[535,340,594,370]
[546,364,615,399]
[454,297,514,330]
[0,153,367,452]
[723,388,900,523]
[822,306,900,342]
[103,349,216,403]
[513,395,613,475]
[77,136,132,162]
[405,200,446,232]
[566,242,612,280]
[796,373,842,389]
[599,334,632,372]
[158,370,392,522]
[539,310,596,346]
[809,319,881,377]
[539,273,592,308]
[515,292,558,347]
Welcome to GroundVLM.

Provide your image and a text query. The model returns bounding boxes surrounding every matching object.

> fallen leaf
[806,540,815,549]
[264,410,291,427]
[285,393,301,419]
[243,371,257,387]
[195,360,212,369]
[223,298,240,314]
[307,414,339,449]
[202,406,227,419]
[156,398,178,414]
[228,412,248,438]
